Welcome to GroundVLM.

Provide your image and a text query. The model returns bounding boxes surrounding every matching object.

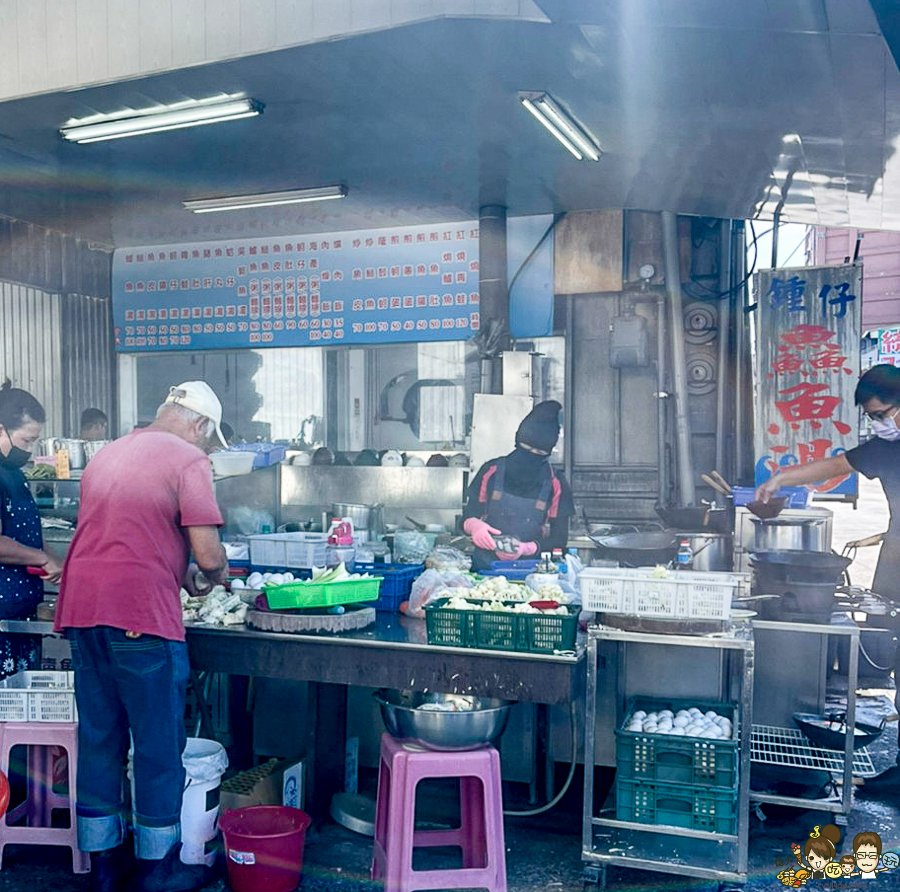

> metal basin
[373,689,513,751]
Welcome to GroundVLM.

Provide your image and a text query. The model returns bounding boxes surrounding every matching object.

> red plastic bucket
[219,805,311,892]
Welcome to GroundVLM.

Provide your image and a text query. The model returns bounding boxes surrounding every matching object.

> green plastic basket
[263,577,382,610]
[615,777,737,835]
[424,597,578,654]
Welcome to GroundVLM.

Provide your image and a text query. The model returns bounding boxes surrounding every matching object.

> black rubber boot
[90,843,136,892]
[132,843,213,892]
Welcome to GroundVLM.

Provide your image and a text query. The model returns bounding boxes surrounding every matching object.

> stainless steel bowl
[373,689,513,751]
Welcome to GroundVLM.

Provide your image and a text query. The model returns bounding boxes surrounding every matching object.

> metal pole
[715,219,733,477]
[478,205,510,393]
[657,290,668,505]
[734,221,748,479]
[661,211,696,505]
[771,210,780,269]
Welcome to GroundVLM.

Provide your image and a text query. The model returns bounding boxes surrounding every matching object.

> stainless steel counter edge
[184,621,583,664]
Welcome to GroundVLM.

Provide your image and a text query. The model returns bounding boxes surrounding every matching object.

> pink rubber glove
[496,540,538,561]
[463,517,501,550]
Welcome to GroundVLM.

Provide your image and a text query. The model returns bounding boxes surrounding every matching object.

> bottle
[552,548,564,571]
[676,538,693,570]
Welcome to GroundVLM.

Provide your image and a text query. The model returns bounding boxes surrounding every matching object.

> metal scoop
[746,496,787,519]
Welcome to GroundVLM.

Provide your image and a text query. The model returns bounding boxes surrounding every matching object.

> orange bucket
[219,805,311,892]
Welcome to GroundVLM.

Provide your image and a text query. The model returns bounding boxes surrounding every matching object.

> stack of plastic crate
[614,696,739,835]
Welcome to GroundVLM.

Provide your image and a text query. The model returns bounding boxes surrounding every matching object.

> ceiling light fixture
[183,185,348,214]
[519,91,601,161]
[60,95,263,144]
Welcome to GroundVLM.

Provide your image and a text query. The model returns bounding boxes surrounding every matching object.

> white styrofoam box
[0,671,77,722]
[248,532,328,569]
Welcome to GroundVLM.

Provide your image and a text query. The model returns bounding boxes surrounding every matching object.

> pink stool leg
[459,774,487,869]
[0,724,89,874]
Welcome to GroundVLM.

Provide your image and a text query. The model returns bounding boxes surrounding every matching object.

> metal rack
[582,625,754,889]
[749,620,864,818]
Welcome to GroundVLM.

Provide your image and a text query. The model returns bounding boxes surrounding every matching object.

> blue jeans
[69,627,189,859]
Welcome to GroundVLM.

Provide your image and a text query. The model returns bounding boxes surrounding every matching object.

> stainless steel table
[186,613,584,814]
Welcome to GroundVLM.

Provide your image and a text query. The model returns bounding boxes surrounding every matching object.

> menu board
[112,221,484,352]
[753,263,861,497]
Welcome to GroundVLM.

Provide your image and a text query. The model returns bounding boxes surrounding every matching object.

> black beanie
[515,400,562,453]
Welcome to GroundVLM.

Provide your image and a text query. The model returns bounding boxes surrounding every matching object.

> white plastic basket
[579,568,747,620]
[248,532,328,568]
[0,671,77,722]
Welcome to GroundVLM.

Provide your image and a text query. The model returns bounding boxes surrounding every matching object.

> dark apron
[0,465,44,678]
[472,458,553,571]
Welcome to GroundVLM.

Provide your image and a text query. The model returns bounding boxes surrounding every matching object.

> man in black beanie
[463,400,575,571]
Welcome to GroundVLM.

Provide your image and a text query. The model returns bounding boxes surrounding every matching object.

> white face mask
[872,412,900,441]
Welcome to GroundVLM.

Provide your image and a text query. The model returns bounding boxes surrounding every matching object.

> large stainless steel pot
[685,533,733,571]
[750,516,827,552]
[34,437,62,458]
[35,438,86,469]
[58,439,86,470]
[331,502,384,535]
[83,439,112,462]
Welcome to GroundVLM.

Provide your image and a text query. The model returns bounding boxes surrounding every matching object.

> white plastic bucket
[181,737,228,866]
[128,737,229,867]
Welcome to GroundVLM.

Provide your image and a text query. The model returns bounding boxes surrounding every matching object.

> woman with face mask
[0,381,63,678]
[463,400,575,571]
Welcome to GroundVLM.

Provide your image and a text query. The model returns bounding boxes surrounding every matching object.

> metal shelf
[583,625,753,886]
[751,724,876,777]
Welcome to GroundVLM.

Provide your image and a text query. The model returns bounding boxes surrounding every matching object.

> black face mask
[0,431,30,469]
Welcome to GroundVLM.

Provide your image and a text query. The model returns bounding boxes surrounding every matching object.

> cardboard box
[219,757,306,813]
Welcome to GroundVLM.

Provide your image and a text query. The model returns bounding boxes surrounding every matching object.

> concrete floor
[2,479,898,891]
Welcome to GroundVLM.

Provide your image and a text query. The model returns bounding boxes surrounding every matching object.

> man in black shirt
[756,364,900,761]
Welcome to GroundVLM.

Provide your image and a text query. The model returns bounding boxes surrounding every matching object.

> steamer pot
[750,516,827,552]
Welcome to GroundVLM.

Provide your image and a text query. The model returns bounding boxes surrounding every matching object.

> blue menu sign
[112,221,485,352]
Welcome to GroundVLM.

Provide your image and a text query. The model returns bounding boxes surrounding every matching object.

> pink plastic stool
[371,733,507,892]
[0,722,89,873]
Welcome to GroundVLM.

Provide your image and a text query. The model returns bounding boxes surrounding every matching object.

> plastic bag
[424,546,472,572]
[405,568,473,618]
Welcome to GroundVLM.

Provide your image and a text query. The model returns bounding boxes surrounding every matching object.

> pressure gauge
[638,263,656,281]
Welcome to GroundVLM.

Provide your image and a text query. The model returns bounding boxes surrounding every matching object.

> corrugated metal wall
[0,285,115,439]
[0,281,64,434]
[811,226,900,328]
[61,293,115,438]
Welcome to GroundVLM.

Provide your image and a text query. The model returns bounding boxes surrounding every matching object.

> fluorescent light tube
[520,92,601,161]
[183,185,348,214]
[60,97,262,143]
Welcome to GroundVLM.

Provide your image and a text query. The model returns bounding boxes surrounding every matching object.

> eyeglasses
[865,405,899,422]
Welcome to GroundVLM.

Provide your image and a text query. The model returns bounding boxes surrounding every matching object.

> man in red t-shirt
[56,381,227,892]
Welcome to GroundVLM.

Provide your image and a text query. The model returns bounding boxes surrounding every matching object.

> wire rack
[751,725,876,777]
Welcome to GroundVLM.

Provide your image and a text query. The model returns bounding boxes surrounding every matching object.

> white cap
[164,381,226,446]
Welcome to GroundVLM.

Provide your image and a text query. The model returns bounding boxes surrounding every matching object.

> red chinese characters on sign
[763,323,853,492]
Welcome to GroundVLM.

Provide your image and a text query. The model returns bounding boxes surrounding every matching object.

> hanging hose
[859,637,894,673]
[504,700,578,817]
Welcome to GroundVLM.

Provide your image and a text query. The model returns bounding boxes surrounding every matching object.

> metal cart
[750,620,874,823]
[582,624,754,890]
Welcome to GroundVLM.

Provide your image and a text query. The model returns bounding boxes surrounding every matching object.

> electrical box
[502,352,533,396]
[609,314,649,367]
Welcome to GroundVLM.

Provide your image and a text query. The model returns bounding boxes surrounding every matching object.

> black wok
[748,550,852,572]
[590,531,679,567]
[654,504,731,534]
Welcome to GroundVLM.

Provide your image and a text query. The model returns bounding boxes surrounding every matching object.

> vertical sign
[754,263,861,497]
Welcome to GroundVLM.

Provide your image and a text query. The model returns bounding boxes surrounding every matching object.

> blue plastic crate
[229,443,287,468]
[355,562,424,611]
[732,485,812,509]
[480,559,542,581]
